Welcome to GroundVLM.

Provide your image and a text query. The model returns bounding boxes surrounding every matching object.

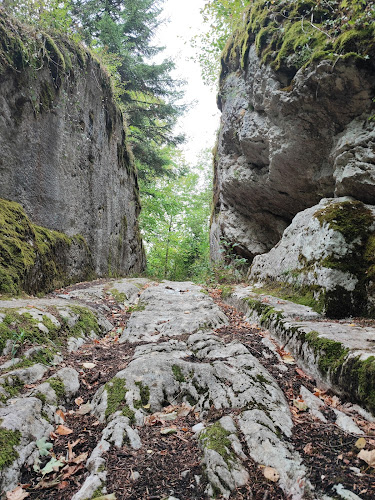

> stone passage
[0,279,374,499]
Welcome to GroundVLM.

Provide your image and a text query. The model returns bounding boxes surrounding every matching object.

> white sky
[154,0,220,165]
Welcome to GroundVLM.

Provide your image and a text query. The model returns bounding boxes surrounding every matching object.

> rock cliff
[212,0,375,317]
[0,10,145,290]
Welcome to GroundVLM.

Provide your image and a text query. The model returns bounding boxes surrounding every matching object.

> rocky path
[1,280,375,500]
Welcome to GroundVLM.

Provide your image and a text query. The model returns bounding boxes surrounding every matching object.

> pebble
[192,422,205,433]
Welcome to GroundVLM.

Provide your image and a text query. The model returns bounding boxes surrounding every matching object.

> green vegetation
[47,377,65,399]
[105,378,128,419]
[0,376,24,403]
[172,364,185,383]
[199,422,234,465]
[0,198,92,296]
[0,424,21,470]
[122,405,136,424]
[68,306,100,338]
[134,381,150,408]
[221,0,375,83]
[109,289,127,304]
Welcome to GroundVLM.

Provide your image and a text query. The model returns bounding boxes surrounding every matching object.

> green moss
[34,392,47,404]
[105,377,128,419]
[122,405,136,424]
[314,201,374,244]
[305,331,350,374]
[128,302,146,313]
[68,306,100,338]
[0,424,21,470]
[220,285,234,299]
[110,288,127,304]
[39,81,56,112]
[199,422,234,465]
[172,364,185,383]
[135,381,150,407]
[91,487,104,498]
[0,376,24,403]
[221,0,375,83]
[0,198,92,296]
[48,377,65,400]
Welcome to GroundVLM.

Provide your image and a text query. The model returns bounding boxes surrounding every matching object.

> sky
[154,0,220,165]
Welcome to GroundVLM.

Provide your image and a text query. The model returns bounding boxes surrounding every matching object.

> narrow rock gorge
[0,10,145,294]
[211,0,375,317]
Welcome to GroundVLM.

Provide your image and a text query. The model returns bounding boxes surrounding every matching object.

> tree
[71,0,185,178]
[139,150,212,281]
[191,0,247,88]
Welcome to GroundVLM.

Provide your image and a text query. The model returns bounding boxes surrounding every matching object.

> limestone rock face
[212,44,375,263]
[250,198,375,317]
[0,11,145,277]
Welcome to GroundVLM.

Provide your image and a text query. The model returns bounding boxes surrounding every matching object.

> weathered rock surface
[250,197,375,317]
[120,281,228,343]
[211,2,375,318]
[0,10,145,281]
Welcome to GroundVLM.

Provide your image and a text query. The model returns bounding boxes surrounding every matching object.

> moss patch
[105,377,128,419]
[221,0,375,83]
[134,381,150,408]
[199,422,234,465]
[172,364,185,383]
[0,424,21,470]
[68,306,100,338]
[0,198,93,296]
[48,377,65,400]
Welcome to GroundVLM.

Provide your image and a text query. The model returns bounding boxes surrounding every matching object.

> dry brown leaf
[57,481,69,491]
[303,443,313,455]
[56,409,66,422]
[62,464,84,479]
[295,367,312,380]
[72,452,88,464]
[282,354,295,365]
[6,486,29,500]
[75,397,84,406]
[263,466,280,482]
[55,425,73,436]
[358,449,375,467]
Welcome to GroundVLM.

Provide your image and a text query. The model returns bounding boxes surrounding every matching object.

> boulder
[250,198,375,318]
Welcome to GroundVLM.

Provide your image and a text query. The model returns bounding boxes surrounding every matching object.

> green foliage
[191,0,247,87]
[199,422,234,465]
[140,150,212,282]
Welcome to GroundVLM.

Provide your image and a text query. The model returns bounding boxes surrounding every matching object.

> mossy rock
[221,0,375,84]
[0,424,21,470]
[0,198,93,296]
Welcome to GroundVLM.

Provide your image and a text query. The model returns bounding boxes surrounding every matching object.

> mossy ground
[105,377,128,419]
[222,0,375,81]
[0,424,21,470]
[0,198,92,296]
[47,377,65,400]
[199,422,234,465]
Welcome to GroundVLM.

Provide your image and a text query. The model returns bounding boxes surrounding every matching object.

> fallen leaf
[55,425,73,436]
[56,409,66,422]
[6,486,29,500]
[75,397,84,406]
[282,354,295,365]
[304,443,313,455]
[41,457,64,476]
[72,452,88,464]
[36,437,53,457]
[82,362,96,369]
[160,426,178,435]
[295,367,312,380]
[293,399,308,411]
[35,476,62,490]
[62,464,84,479]
[76,403,93,416]
[263,466,280,482]
[358,449,375,467]
[57,481,69,491]
[143,403,151,409]
[355,437,366,450]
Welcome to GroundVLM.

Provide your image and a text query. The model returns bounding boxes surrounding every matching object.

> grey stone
[212,42,375,264]
[0,364,48,386]
[333,409,364,435]
[0,397,53,492]
[0,12,145,279]
[120,281,228,343]
[53,367,80,399]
